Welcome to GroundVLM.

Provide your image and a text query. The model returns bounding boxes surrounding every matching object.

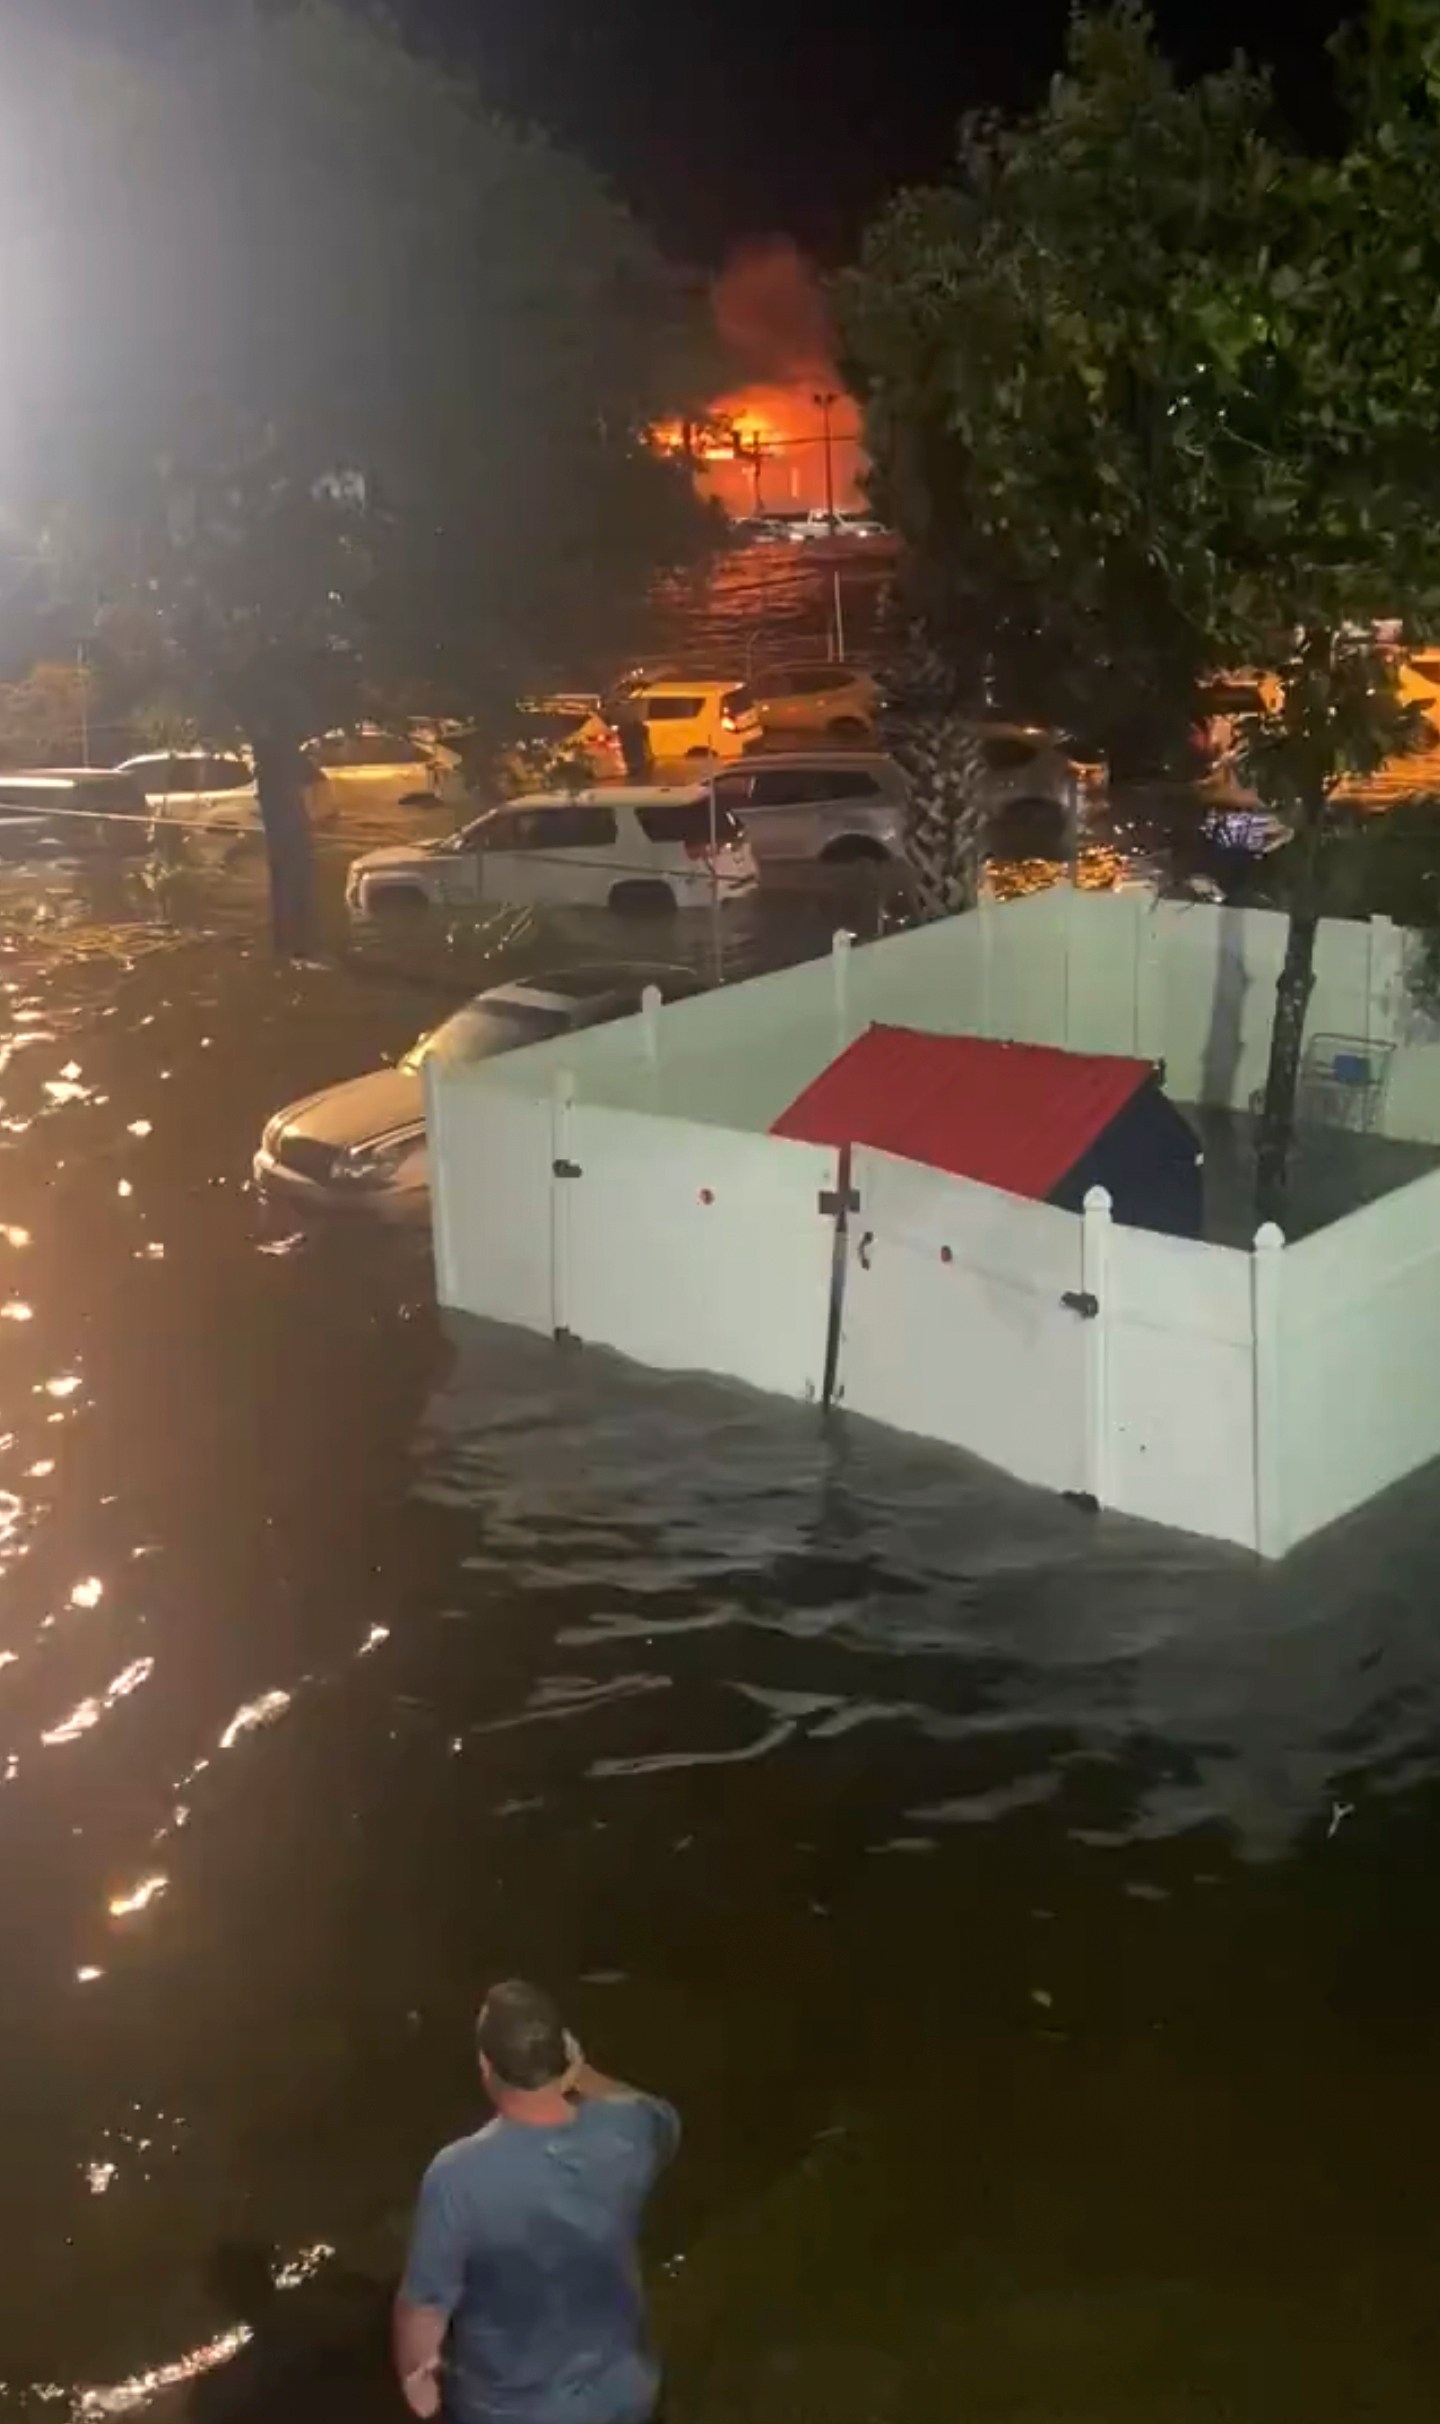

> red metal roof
[771,1025,1154,1201]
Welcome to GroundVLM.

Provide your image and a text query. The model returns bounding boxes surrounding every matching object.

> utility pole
[813,390,837,531]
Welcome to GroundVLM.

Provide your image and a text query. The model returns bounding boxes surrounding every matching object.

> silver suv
[714,728,1103,868]
[712,753,905,865]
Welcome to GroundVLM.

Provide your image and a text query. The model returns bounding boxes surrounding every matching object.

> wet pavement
[3,686,1440,2418]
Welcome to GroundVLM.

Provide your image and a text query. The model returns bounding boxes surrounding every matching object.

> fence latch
[553,1158,583,1180]
[1061,1289,1099,1319]
[818,1186,860,1217]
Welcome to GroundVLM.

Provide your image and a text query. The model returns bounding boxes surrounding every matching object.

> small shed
[771,1024,1203,1238]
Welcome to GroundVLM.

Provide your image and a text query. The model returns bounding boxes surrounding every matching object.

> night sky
[395,0,1357,260]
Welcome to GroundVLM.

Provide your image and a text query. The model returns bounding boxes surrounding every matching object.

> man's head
[476,1979,568,2098]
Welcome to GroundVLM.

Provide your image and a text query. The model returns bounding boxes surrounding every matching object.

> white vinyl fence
[427,891,1440,1555]
[836,1158,1260,1545]
[440,891,1440,1143]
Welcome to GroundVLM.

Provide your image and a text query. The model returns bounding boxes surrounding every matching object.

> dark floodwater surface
[4,813,1440,2420]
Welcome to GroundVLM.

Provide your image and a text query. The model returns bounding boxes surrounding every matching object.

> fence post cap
[1082,1185,1113,1215]
[1253,1221,1286,1252]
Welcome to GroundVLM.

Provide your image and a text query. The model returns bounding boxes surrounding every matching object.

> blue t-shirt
[402,2095,680,2424]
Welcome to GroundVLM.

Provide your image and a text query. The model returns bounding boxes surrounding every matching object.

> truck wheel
[608,880,676,916]
[366,884,431,914]
[820,835,889,864]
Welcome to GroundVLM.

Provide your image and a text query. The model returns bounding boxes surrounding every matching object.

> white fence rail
[1271,1160,1440,1552]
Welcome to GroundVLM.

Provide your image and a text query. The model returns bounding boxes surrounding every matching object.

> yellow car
[748,661,881,743]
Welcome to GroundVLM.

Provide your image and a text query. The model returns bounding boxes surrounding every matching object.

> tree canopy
[0,0,709,940]
[839,0,1440,1214]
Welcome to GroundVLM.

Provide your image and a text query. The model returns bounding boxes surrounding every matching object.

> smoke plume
[711,239,839,388]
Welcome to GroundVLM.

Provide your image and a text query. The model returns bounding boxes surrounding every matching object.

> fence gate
[428,1072,561,1334]
[835,1145,1097,1498]
[558,1103,841,1402]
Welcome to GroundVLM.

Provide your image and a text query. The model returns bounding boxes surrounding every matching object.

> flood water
[5,637,1440,2419]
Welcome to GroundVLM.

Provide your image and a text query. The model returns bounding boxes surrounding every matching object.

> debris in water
[1327,1800,1354,1840]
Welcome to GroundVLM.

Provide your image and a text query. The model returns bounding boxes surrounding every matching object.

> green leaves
[840,1,1440,774]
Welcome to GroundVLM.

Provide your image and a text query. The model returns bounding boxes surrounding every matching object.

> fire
[653,241,868,518]
[652,382,865,515]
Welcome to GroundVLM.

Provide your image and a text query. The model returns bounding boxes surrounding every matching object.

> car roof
[493,782,708,811]
[481,962,704,1008]
[122,748,247,768]
[1,767,140,787]
[633,679,742,699]
[723,749,897,774]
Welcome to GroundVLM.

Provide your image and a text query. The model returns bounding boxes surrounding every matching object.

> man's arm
[395,2160,465,2418]
[561,2030,645,2103]
[568,2058,644,2102]
[563,2036,680,2166]
[393,2298,447,2420]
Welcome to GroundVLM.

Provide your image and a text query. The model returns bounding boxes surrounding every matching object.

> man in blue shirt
[395,1980,679,2424]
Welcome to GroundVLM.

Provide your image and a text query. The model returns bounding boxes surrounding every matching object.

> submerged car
[623,680,763,763]
[254,963,706,1219]
[305,726,462,812]
[748,662,881,743]
[0,768,152,855]
[119,749,263,837]
[117,749,338,842]
[345,783,758,918]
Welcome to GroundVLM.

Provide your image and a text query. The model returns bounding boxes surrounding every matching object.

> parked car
[748,661,881,743]
[715,730,1104,871]
[730,515,794,545]
[0,768,152,855]
[500,699,624,791]
[346,784,758,918]
[254,962,708,1219]
[975,721,1106,815]
[625,679,763,762]
[306,725,461,812]
[119,749,262,836]
[118,748,341,843]
[714,752,905,864]
[784,510,840,543]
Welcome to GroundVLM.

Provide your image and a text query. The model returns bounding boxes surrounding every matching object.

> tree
[877,633,991,917]
[0,662,89,770]
[839,0,1440,1221]
[0,1,708,953]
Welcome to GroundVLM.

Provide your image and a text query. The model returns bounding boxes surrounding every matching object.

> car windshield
[636,796,744,845]
[400,999,571,1070]
[519,712,588,743]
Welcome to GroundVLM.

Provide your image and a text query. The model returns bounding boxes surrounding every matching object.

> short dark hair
[476,1979,567,2090]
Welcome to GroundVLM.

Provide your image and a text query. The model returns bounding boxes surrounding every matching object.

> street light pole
[813,390,837,531]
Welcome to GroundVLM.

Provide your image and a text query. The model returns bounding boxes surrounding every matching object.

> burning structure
[654,241,867,519]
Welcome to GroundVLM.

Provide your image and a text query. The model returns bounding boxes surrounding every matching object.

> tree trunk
[252,734,319,960]
[1254,818,1322,1228]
